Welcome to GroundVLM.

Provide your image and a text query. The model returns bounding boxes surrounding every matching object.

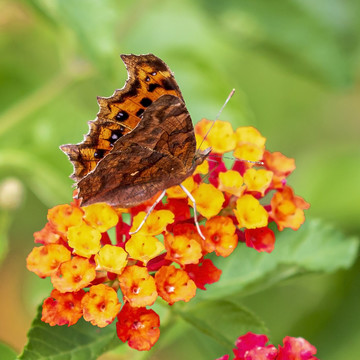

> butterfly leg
[180,184,206,240]
[129,190,167,235]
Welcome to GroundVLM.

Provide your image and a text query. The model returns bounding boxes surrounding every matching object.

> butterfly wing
[60,54,184,181]
[77,95,198,207]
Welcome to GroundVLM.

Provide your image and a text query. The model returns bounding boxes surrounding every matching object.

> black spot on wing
[115,110,129,121]
[94,149,106,159]
[140,97,152,107]
[109,127,125,145]
[148,83,161,92]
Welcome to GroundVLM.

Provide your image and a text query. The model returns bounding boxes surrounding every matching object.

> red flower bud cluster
[216,332,318,360]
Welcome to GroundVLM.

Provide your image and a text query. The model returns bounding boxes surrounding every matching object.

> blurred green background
[0,0,359,359]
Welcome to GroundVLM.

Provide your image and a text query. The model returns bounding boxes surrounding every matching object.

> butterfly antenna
[209,154,264,166]
[180,184,205,240]
[198,88,235,151]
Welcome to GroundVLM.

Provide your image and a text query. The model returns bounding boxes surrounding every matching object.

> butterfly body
[61,55,210,208]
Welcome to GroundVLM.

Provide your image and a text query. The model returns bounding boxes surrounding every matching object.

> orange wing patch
[61,54,183,181]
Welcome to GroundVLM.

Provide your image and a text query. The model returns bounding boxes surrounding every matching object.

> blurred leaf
[272,219,359,272]
[57,0,118,66]
[197,0,359,87]
[176,299,267,349]
[27,0,129,74]
[25,0,61,29]
[0,342,17,360]
[19,306,120,360]
[198,219,359,301]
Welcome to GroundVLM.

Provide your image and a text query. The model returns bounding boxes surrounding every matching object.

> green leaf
[272,219,359,272]
[19,306,121,360]
[175,300,267,349]
[0,342,17,360]
[198,219,359,301]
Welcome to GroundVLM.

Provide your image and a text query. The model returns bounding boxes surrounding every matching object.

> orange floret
[118,265,158,307]
[243,168,273,196]
[167,177,197,199]
[164,233,202,266]
[125,234,165,265]
[270,186,310,231]
[155,265,196,305]
[130,210,174,235]
[173,223,206,254]
[234,194,269,229]
[47,204,83,236]
[218,170,245,197]
[116,303,160,351]
[190,183,225,219]
[195,119,236,153]
[82,284,121,328]
[95,244,128,274]
[51,256,96,293]
[67,222,102,258]
[263,150,295,188]
[26,244,71,278]
[83,203,119,232]
[33,222,61,245]
[203,216,238,257]
[263,150,295,177]
[42,289,85,326]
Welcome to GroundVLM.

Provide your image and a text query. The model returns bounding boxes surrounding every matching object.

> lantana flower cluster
[216,332,318,360]
[26,121,309,351]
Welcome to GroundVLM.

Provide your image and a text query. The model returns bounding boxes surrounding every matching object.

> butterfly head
[193,147,211,167]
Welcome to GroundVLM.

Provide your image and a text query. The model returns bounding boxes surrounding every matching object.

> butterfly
[60,54,210,236]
